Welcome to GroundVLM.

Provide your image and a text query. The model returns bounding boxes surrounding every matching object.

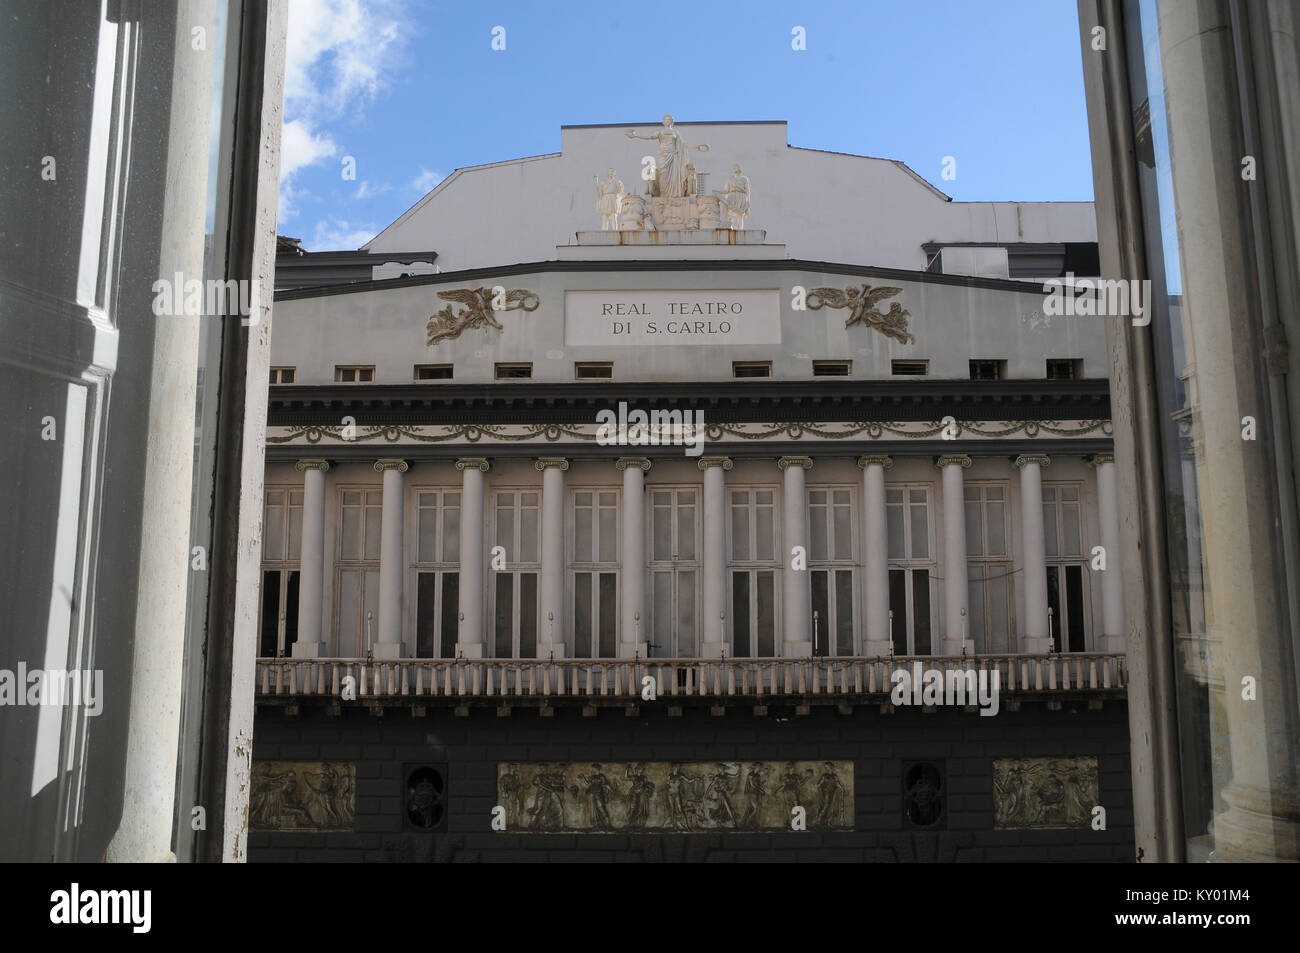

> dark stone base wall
[250,701,1133,862]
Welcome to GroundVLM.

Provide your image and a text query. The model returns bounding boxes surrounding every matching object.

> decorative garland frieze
[267,418,1112,446]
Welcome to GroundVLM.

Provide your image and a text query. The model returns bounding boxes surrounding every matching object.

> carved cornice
[374,458,409,472]
[615,457,652,472]
[1014,454,1052,470]
[535,457,570,471]
[856,455,894,470]
[697,457,734,471]
[455,458,490,472]
[935,454,972,469]
[294,459,331,472]
[1088,452,1115,467]
[777,456,814,471]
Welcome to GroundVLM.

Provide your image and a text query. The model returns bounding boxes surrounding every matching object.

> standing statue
[593,168,624,231]
[625,114,709,198]
[716,163,750,229]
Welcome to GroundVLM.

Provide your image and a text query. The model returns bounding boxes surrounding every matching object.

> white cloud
[310,217,380,251]
[354,181,392,200]
[410,167,444,193]
[280,0,410,223]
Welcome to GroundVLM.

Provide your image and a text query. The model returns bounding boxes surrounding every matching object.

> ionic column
[616,457,651,657]
[455,458,490,658]
[698,456,733,657]
[373,459,409,659]
[858,455,893,656]
[1090,452,1124,652]
[937,454,974,656]
[779,456,814,656]
[536,458,569,658]
[292,459,330,658]
[1015,454,1052,654]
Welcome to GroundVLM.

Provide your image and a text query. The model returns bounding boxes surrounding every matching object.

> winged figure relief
[806,284,916,345]
[426,287,540,346]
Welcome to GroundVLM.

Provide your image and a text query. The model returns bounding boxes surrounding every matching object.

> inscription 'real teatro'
[565,289,781,346]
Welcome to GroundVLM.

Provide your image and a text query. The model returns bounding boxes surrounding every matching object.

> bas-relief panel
[993,756,1098,829]
[250,761,355,832]
[498,760,853,833]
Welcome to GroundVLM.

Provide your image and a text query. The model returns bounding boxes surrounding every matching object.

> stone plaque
[250,761,355,832]
[497,760,852,833]
[993,756,1098,829]
[564,289,782,346]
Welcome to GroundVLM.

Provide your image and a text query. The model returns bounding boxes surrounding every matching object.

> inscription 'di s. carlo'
[564,289,782,346]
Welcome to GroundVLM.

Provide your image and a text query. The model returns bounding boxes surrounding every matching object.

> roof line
[561,119,788,129]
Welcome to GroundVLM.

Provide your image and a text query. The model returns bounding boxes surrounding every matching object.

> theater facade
[251,119,1134,862]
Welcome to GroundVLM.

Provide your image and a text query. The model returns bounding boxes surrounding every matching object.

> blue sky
[281,0,1093,251]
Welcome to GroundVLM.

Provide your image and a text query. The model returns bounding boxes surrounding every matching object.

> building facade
[252,119,1134,861]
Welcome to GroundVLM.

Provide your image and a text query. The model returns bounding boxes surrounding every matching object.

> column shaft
[859,456,892,656]
[374,459,408,658]
[1017,455,1051,653]
[780,457,813,656]
[699,457,731,656]
[456,459,488,658]
[537,458,568,657]
[293,460,329,658]
[938,455,973,655]
[1094,455,1124,651]
[618,458,650,656]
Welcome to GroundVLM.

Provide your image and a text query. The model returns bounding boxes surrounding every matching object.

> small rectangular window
[575,362,613,379]
[414,364,453,381]
[969,359,1004,381]
[1046,358,1082,380]
[495,363,533,379]
[269,366,296,384]
[891,360,928,376]
[732,361,772,378]
[334,365,375,383]
[812,360,851,376]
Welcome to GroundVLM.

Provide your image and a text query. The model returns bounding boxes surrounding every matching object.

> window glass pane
[1046,566,1062,651]
[967,566,986,653]
[598,572,617,658]
[652,501,671,561]
[988,486,1003,501]
[889,569,908,655]
[284,572,300,650]
[833,502,852,560]
[809,503,828,562]
[1062,487,1078,502]
[1065,565,1086,652]
[363,570,380,649]
[887,489,903,505]
[1063,503,1081,556]
[364,504,381,560]
[811,570,829,655]
[260,571,279,658]
[989,566,1009,655]
[732,571,750,657]
[756,501,774,561]
[418,502,437,562]
[575,491,592,507]
[887,504,905,560]
[443,499,460,563]
[519,573,537,658]
[440,573,459,659]
[677,570,696,656]
[910,502,928,559]
[965,499,983,557]
[599,492,616,507]
[809,490,825,505]
[987,502,1006,556]
[494,573,513,657]
[833,490,850,506]
[574,572,592,657]
[756,490,773,506]
[912,570,931,655]
[598,503,616,563]
[1043,502,1059,558]
[265,497,285,562]
[834,570,854,656]
[756,571,775,657]
[520,503,539,563]
[910,489,925,504]
[732,499,750,561]
[964,486,979,502]
[288,502,302,561]
[338,569,359,654]
[677,499,695,560]
[343,491,360,506]
[417,573,437,658]
[496,500,514,553]
[575,505,593,562]
[342,504,360,560]
[653,572,672,653]
[522,492,538,507]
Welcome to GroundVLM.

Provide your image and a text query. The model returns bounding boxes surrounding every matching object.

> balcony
[255,653,1127,714]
